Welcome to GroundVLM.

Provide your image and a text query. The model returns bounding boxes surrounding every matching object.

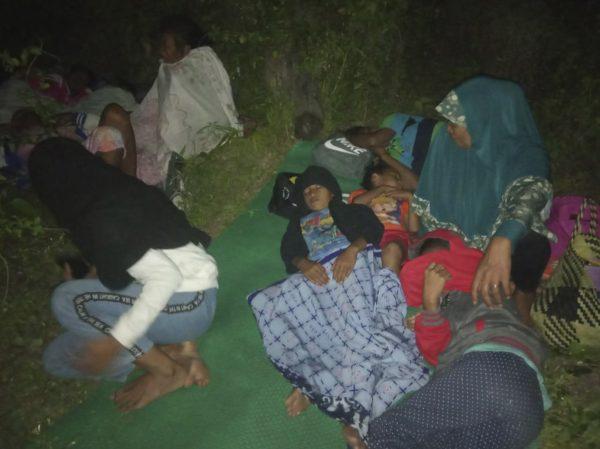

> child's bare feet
[285,388,311,417]
[342,425,368,449]
[423,263,451,311]
[382,241,404,273]
[113,364,187,412]
[159,341,211,387]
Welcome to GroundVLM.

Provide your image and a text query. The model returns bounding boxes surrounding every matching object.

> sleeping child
[249,165,429,449]
[349,160,419,267]
[400,230,484,307]
[281,165,384,284]
[367,262,550,449]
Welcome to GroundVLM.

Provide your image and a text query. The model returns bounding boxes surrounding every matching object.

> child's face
[303,184,334,211]
[372,169,403,188]
[159,33,190,64]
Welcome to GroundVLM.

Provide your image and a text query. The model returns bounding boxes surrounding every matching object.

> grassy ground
[1,1,599,448]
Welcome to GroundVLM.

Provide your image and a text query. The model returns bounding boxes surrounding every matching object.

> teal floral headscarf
[413,76,549,247]
[435,90,467,128]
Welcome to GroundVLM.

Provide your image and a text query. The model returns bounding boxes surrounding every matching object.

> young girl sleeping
[281,165,384,284]
[250,165,429,449]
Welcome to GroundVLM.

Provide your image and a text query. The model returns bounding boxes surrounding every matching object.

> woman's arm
[472,176,553,306]
[80,249,186,374]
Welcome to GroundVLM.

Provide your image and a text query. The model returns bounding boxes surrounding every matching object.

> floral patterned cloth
[412,175,555,251]
[435,90,467,128]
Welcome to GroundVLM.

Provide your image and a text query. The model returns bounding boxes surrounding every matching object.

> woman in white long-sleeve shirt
[29,137,218,411]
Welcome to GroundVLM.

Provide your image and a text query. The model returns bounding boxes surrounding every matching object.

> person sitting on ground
[11,102,137,177]
[46,256,216,411]
[250,165,428,448]
[411,75,554,326]
[367,261,551,449]
[131,14,247,189]
[29,137,218,411]
[349,160,419,267]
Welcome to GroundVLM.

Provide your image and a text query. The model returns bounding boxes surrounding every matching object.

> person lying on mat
[367,262,551,449]
[281,165,384,287]
[342,112,441,193]
[349,159,419,268]
[250,165,428,448]
[10,102,137,178]
[29,137,218,411]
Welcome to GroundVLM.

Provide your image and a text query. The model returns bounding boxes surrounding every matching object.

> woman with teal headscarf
[411,75,553,318]
[365,76,553,449]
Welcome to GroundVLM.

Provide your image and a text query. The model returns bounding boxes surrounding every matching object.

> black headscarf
[29,137,210,289]
[280,165,383,273]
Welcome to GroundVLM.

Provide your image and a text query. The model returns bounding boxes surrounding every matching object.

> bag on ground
[534,198,600,349]
[267,172,301,218]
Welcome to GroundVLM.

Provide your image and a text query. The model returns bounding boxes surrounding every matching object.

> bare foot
[342,425,368,449]
[159,341,211,387]
[113,365,187,412]
[285,388,311,417]
[183,357,210,387]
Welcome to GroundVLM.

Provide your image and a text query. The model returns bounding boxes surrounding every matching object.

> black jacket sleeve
[280,218,309,274]
[333,203,384,246]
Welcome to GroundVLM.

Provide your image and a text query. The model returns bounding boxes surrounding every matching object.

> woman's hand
[471,236,513,307]
[296,257,329,286]
[332,246,360,283]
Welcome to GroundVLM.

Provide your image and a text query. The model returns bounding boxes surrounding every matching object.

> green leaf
[8,198,38,219]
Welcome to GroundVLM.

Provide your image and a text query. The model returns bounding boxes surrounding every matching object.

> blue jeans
[43,279,217,382]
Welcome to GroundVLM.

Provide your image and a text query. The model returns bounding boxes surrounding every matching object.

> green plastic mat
[36,141,364,449]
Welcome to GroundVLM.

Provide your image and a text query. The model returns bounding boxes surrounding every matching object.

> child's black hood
[295,165,342,215]
[281,165,383,274]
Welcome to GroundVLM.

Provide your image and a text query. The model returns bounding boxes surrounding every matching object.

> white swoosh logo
[323,139,368,156]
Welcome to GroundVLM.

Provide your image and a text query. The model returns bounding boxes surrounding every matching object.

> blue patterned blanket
[248,246,429,435]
